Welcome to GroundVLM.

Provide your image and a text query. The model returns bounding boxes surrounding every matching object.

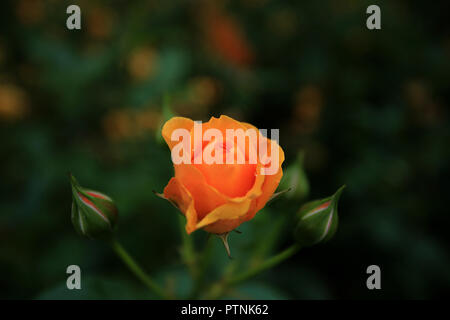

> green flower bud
[294,185,345,247]
[278,151,309,201]
[69,174,118,239]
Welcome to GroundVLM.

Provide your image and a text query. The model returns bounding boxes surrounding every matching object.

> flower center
[193,139,256,198]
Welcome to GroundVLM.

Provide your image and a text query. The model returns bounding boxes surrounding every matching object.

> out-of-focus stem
[188,234,214,299]
[110,238,169,299]
[178,215,198,281]
[229,243,301,285]
[205,243,301,299]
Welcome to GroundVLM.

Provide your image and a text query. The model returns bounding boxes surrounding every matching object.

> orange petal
[196,198,252,230]
[241,121,285,212]
[176,162,263,205]
[203,199,258,234]
[174,162,264,232]
[203,115,247,136]
[163,176,254,234]
[195,115,260,197]
[174,163,227,220]
[163,178,197,233]
[255,166,283,213]
[162,117,194,150]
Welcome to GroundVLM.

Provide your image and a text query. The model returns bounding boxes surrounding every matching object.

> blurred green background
[1,0,449,299]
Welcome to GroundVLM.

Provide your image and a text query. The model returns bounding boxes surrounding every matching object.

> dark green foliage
[0,0,449,299]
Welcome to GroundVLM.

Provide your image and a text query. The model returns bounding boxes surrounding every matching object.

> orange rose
[161,115,284,234]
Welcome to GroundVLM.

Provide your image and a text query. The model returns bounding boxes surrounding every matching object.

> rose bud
[69,174,118,239]
[159,115,285,236]
[294,185,345,247]
[278,151,309,201]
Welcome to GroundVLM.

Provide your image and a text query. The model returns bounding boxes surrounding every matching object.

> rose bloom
[161,115,284,234]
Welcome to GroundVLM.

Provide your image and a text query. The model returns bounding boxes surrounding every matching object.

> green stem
[178,215,198,281]
[110,238,168,299]
[229,243,301,285]
[189,234,214,299]
[205,243,301,299]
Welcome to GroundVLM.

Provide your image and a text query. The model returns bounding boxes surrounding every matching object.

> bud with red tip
[294,185,345,247]
[69,174,118,239]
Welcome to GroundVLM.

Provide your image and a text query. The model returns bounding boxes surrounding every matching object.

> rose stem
[188,234,214,299]
[178,215,199,284]
[110,238,169,299]
[229,243,301,285]
[205,243,302,299]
